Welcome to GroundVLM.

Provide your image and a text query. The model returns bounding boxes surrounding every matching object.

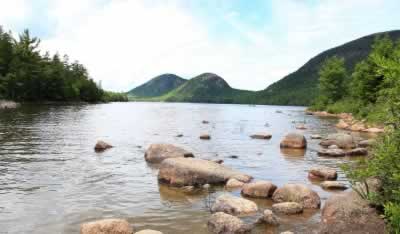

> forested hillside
[128,74,186,97]
[256,30,400,105]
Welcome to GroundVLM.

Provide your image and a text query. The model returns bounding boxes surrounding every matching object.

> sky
[0,0,399,92]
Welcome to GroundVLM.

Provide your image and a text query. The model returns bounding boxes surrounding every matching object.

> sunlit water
[0,102,369,234]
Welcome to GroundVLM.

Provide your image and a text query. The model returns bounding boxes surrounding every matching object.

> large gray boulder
[320,133,356,149]
[272,184,321,209]
[308,167,337,181]
[272,202,303,215]
[80,219,134,234]
[158,158,252,187]
[320,191,385,234]
[241,181,277,198]
[207,212,251,234]
[211,194,258,215]
[280,133,307,149]
[317,148,346,157]
[144,144,193,163]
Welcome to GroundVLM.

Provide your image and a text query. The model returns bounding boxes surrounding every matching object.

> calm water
[0,102,364,234]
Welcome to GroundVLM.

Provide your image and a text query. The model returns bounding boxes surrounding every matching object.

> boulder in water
[158,158,252,187]
[346,148,368,156]
[0,100,19,110]
[135,230,163,234]
[80,219,134,234]
[272,202,303,215]
[272,184,321,209]
[308,167,337,181]
[320,191,385,233]
[317,148,346,157]
[320,133,356,149]
[207,212,252,234]
[211,194,258,215]
[94,140,113,152]
[144,144,193,163]
[258,209,279,226]
[280,133,307,149]
[250,134,272,140]
[226,178,245,189]
[200,134,211,140]
[320,181,348,190]
[241,181,277,198]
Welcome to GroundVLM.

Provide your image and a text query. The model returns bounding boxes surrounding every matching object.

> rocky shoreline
[306,110,385,133]
[81,116,385,234]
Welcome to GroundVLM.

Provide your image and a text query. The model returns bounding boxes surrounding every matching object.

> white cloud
[0,0,29,29]
[2,0,400,91]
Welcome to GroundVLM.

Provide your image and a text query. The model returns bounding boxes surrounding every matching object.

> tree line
[312,35,400,232]
[0,26,127,102]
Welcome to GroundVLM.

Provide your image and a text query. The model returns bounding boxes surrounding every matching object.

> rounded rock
[272,184,321,209]
[241,181,277,198]
[211,194,258,215]
[272,202,303,215]
[280,133,307,149]
[80,219,134,234]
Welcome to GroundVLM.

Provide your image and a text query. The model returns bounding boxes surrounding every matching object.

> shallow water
[0,102,368,234]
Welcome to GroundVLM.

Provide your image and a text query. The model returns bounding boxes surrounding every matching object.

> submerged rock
[280,133,307,149]
[308,167,337,181]
[358,139,375,148]
[320,181,348,190]
[258,209,279,226]
[94,140,113,152]
[346,148,368,156]
[250,134,272,140]
[320,191,385,234]
[207,212,251,234]
[200,134,211,140]
[310,134,322,139]
[158,158,252,187]
[202,120,210,124]
[272,184,321,209]
[272,202,303,215]
[241,181,277,198]
[144,144,193,163]
[317,148,346,157]
[211,194,258,215]
[80,219,134,234]
[135,230,163,234]
[295,124,307,130]
[226,178,245,189]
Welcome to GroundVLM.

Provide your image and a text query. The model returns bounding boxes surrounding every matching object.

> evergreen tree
[317,56,347,105]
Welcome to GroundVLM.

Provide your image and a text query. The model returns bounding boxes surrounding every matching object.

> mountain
[163,73,254,103]
[128,73,186,97]
[255,30,400,106]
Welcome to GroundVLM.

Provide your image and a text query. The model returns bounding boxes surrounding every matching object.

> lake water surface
[0,102,362,233]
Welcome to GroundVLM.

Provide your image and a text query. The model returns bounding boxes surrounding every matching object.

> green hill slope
[255,30,400,106]
[128,73,186,97]
[163,73,254,103]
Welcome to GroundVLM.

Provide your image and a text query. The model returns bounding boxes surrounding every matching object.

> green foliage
[385,202,400,234]
[0,26,120,103]
[103,91,128,102]
[317,56,347,105]
[331,35,400,232]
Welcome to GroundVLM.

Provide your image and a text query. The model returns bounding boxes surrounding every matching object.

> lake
[0,102,360,233]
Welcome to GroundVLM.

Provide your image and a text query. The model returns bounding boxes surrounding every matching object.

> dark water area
[0,102,370,233]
